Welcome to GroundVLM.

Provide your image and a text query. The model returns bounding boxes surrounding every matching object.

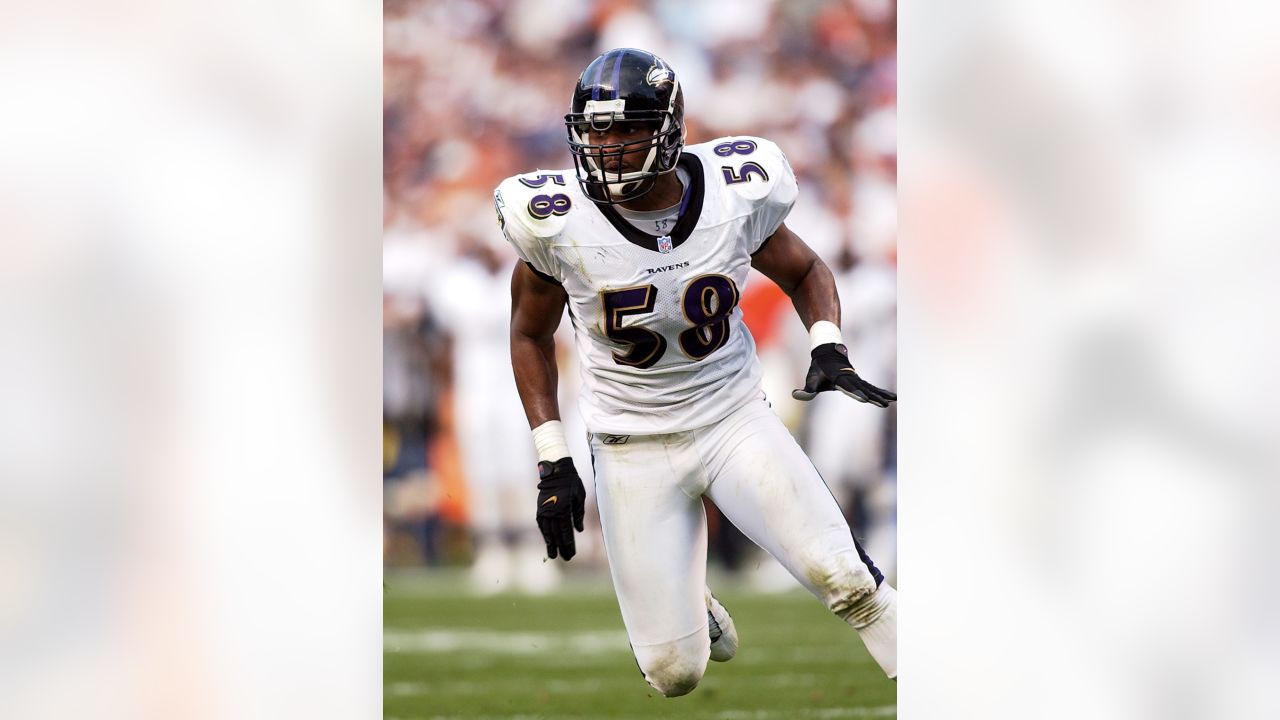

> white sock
[853,583,897,679]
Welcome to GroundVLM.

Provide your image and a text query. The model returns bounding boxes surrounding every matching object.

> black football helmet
[565,48,685,204]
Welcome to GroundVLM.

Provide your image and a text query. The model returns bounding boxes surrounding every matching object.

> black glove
[791,343,897,407]
[535,457,586,561]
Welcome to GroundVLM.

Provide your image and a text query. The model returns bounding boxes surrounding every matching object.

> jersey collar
[592,153,705,254]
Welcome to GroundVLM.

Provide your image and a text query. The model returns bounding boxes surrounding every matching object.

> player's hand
[535,457,586,561]
[791,343,896,407]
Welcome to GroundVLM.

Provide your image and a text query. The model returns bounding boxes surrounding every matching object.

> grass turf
[384,570,895,719]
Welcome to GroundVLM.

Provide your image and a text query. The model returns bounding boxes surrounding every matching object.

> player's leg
[591,431,712,697]
[705,587,738,662]
[456,416,511,594]
[700,399,897,678]
[483,407,560,595]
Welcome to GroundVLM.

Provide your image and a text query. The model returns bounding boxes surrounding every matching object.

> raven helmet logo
[494,190,506,229]
[645,63,673,87]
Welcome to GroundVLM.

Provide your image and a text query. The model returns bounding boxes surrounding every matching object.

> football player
[498,48,897,696]
[431,234,561,595]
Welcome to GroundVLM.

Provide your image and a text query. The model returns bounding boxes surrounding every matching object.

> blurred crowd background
[383,0,897,593]
[6,0,1277,716]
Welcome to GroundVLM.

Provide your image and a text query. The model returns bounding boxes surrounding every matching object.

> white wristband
[531,420,571,464]
[808,320,844,350]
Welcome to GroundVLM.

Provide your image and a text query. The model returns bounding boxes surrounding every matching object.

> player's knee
[647,660,704,697]
[640,643,707,697]
[808,554,879,626]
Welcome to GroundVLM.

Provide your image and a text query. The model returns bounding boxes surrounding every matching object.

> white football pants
[590,398,890,696]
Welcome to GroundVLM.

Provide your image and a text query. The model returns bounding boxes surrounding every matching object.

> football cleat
[706,588,738,662]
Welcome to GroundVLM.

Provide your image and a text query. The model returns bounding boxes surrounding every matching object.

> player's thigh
[701,401,878,598]
[591,432,710,647]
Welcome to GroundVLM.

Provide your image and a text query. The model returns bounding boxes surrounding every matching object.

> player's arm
[510,260,566,428]
[509,260,586,560]
[750,223,896,408]
[750,222,841,330]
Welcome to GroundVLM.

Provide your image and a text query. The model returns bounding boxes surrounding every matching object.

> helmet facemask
[565,69,685,205]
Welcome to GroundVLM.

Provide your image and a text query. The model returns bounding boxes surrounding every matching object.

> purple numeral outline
[528,193,571,219]
[599,275,741,368]
[678,274,739,359]
[519,173,566,188]
[713,140,757,157]
[600,285,666,369]
[721,162,769,185]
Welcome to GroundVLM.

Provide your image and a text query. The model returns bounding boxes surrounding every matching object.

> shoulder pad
[697,136,797,204]
[494,170,579,281]
[692,137,798,248]
[696,135,793,203]
[495,170,580,241]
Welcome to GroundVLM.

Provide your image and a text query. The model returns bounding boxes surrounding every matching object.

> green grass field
[384,570,896,719]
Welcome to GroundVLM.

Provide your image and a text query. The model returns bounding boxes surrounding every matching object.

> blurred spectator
[383,206,451,564]
[428,233,560,594]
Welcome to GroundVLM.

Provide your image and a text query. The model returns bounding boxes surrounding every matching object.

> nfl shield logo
[657,235,673,253]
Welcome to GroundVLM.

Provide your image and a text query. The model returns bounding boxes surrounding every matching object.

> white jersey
[496,137,798,435]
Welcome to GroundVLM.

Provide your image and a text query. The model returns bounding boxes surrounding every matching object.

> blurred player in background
[429,233,560,594]
[806,242,898,577]
[499,48,897,696]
